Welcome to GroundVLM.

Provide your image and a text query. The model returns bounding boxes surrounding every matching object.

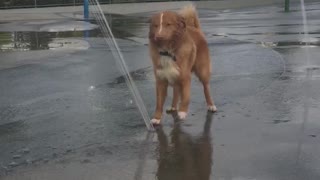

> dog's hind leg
[195,63,217,113]
[203,82,217,112]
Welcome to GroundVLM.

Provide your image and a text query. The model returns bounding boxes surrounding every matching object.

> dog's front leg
[151,78,168,125]
[166,84,180,113]
[178,75,191,120]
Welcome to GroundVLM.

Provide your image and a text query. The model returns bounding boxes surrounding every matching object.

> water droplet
[125,99,134,107]
[25,159,32,165]
[88,86,95,91]
[21,148,30,154]
[9,161,19,167]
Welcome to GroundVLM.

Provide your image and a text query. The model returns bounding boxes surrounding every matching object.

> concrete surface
[1,1,320,180]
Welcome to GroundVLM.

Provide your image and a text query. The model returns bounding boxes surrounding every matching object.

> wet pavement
[1,1,320,180]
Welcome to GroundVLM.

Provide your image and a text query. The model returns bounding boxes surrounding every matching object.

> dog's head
[148,11,186,45]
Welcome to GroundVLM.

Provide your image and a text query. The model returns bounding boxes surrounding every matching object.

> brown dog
[148,5,217,125]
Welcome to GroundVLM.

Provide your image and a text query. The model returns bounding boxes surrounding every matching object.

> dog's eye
[166,23,171,26]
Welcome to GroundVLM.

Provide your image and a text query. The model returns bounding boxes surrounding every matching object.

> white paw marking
[167,107,177,111]
[150,118,161,125]
[208,105,217,112]
[178,111,187,120]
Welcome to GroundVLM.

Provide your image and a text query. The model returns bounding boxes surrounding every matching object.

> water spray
[87,0,154,131]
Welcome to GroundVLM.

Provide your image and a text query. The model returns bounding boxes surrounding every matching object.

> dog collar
[159,51,176,61]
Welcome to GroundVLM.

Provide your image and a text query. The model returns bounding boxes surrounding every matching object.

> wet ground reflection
[199,2,320,49]
[0,30,99,51]
[0,14,146,52]
[1,2,320,179]
[155,112,214,180]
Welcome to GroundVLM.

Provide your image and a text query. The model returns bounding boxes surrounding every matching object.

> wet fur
[156,56,180,85]
[148,4,217,123]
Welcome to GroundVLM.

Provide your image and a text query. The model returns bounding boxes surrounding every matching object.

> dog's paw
[150,118,161,125]
[166,107,177,113]
[178,111,187,120]
[208,105,217,112]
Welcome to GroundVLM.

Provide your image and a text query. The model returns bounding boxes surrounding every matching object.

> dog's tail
[179,4,201,29]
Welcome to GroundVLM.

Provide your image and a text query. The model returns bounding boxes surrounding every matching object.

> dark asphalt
[1,2,320,180]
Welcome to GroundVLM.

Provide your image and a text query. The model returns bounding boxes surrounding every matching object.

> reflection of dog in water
[155,112,214,180]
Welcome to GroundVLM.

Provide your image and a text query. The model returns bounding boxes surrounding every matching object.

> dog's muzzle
[159,51,176,61]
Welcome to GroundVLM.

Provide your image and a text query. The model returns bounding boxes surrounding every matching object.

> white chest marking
[156,56,180,85]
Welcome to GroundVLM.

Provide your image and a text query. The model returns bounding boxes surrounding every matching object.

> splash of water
[296,0,315,168]
[300,0,311,68]
[88,0,154,131]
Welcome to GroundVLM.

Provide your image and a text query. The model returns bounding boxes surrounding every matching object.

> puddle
[96,13,149,38]
[277,41,320,47]
[0,14,148,52]
[203,2,320,50]
[262,40,320,48]
[0,31,99,51]
[272,119,291,124]
[48,38,90,50]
